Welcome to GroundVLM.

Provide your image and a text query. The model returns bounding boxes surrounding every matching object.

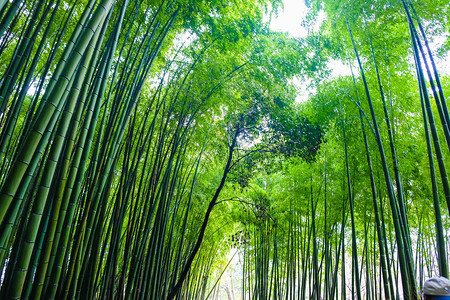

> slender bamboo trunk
[347,21,417,299]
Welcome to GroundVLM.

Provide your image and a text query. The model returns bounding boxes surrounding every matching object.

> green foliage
[0,0,449,299]
[266,104,323,161]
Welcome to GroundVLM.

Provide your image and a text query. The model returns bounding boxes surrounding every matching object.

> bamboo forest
[1,0,450,299]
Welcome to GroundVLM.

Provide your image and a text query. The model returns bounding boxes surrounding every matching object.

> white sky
[269,0,308,38]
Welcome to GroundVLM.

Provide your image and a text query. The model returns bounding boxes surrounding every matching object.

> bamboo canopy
[0,0,449,299]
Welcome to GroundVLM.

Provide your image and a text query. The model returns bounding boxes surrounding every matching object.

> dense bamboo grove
[0,0,449,299]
